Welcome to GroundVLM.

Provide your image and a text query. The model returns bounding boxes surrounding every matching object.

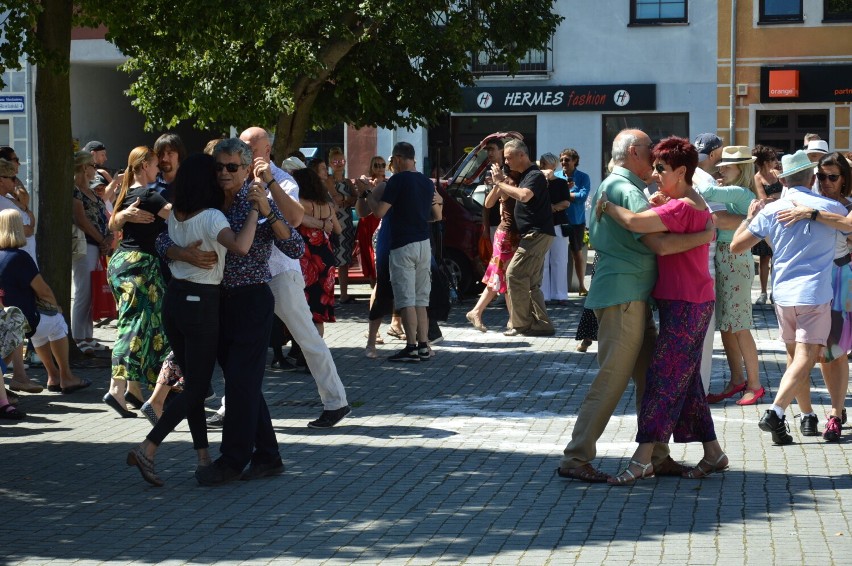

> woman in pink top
[596,136,727,485]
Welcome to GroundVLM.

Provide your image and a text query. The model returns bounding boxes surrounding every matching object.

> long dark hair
[819,152,852,198]
[293,168,332,203]
[173,153,225,215]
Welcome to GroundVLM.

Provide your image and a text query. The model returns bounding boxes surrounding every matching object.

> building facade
[718,0,852,153]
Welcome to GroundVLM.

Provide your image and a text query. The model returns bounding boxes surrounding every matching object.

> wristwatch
[810,209,819,221]
[360,189,372,199]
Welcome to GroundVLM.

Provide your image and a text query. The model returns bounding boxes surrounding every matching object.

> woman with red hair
[596,136,726,484]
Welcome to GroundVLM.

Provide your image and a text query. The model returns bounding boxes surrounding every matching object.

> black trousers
[148,279,220,449]
[217,283,278,472]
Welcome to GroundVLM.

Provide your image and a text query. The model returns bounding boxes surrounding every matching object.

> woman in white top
[126,154,263,487]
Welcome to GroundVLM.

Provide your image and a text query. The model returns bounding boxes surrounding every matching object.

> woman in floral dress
[292,168,341,337]
[104,147,171,418]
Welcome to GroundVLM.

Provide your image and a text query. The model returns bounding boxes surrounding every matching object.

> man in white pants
[208,127,350,429]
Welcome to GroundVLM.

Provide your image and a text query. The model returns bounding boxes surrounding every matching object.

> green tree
[93,0,562,158]
[0,1,75,320]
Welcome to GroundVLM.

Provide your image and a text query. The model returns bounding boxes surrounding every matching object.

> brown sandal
[556,463,610,483]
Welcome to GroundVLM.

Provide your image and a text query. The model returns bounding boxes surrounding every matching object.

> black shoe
[308,405,352,428]
[103,393,137,418]
[842,409,847,425]
[758,409,793,445]
[276,356,302,372]
[388,347,420,363]
[418,347,431,361]
[206,412,225,428]
[124,391,144,410]
[241,458,285,480]
[195,460,241,486]
[800,414,819,436]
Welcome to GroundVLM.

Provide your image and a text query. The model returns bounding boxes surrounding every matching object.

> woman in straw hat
[697,146,764,406]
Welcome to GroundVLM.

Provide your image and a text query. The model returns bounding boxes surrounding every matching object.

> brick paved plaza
[3,284,852,565]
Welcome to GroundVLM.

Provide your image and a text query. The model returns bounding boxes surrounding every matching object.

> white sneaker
[755,293,767,305]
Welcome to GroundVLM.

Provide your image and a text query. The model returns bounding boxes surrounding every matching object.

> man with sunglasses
[555,148,591,295]
[557,129,715,483]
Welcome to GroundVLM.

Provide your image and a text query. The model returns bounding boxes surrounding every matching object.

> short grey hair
[783,169,815,189]
[213,138,253,166]
[504,139,529,157]
[611,130,640,166]
[539,153,559,169]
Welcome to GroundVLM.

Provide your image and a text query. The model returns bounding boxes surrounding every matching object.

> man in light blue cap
[731,150,848,446]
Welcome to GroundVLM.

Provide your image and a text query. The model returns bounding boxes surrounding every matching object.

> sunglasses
[0,175,14,179]
[331,159,346,165]
[654,163,668,173]
[817,173,841,182]
[373,163,386,168]
[8,157,19,163]
[216,162,243,172]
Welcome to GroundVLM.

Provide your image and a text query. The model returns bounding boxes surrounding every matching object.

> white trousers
[540,234,569,301]
[71,244,99,340]
[269,270,348,410]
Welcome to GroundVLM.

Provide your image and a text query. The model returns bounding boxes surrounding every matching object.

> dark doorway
[755,110,829,156]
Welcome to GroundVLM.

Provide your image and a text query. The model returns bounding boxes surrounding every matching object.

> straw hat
[716,146,757,167]
[805,140,829,155]
[777,150,818,179]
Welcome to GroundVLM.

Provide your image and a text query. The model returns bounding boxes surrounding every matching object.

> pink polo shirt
[651,198,715,303]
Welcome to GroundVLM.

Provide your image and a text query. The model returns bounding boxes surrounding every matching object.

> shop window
[601,113,689,179]
[759,0,804,23]
[630,0,687,24]
[825,0,852,21]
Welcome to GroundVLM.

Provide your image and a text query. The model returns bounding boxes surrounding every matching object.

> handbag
[90,257,117,320]
[478,231,493,264]
[72,224,87,260]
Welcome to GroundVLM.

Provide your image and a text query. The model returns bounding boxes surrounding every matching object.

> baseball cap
[694,134,723,162]
[83,140,106,152]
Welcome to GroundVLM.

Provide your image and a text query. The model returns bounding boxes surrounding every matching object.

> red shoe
[735,386,765,406]
[706,381,747,404]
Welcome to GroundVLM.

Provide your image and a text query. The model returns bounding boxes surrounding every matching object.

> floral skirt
[482,229,520,293]
[298,226,337,323]
[714,242,754,332]
[0,306,27,360]
[107,249,169,387]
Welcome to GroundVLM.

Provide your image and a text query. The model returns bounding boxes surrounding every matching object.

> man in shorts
[731,150,849,445]
[367,142,443,362]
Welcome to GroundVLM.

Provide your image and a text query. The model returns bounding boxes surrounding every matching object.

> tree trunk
[34,0,74,321]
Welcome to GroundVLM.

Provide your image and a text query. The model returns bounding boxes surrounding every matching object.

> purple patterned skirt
[636,299,716,444]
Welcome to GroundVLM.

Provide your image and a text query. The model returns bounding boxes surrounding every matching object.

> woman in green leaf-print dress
[104,147,172,417]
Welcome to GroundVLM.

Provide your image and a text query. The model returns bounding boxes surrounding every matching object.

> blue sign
[0,96,25,113]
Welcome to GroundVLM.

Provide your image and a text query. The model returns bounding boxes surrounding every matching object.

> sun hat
[716,146,757,167]
[777,150,818,178]
[805,140,829,155]
[280,156,306,172]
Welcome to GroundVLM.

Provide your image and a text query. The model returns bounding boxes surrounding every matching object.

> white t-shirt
[167,209,231,284]
[267,163,301,277]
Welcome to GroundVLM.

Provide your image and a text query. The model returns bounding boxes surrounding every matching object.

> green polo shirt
[586,166,657,310]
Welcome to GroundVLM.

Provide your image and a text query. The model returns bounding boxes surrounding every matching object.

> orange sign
[768,70,800,98]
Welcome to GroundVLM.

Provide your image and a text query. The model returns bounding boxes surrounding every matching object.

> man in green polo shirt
[557,129,715,483]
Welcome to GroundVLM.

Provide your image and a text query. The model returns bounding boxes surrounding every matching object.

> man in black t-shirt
[490,139,555,337]
[367,142,443,362]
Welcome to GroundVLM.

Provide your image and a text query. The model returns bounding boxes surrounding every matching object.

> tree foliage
[91,0,563,155]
